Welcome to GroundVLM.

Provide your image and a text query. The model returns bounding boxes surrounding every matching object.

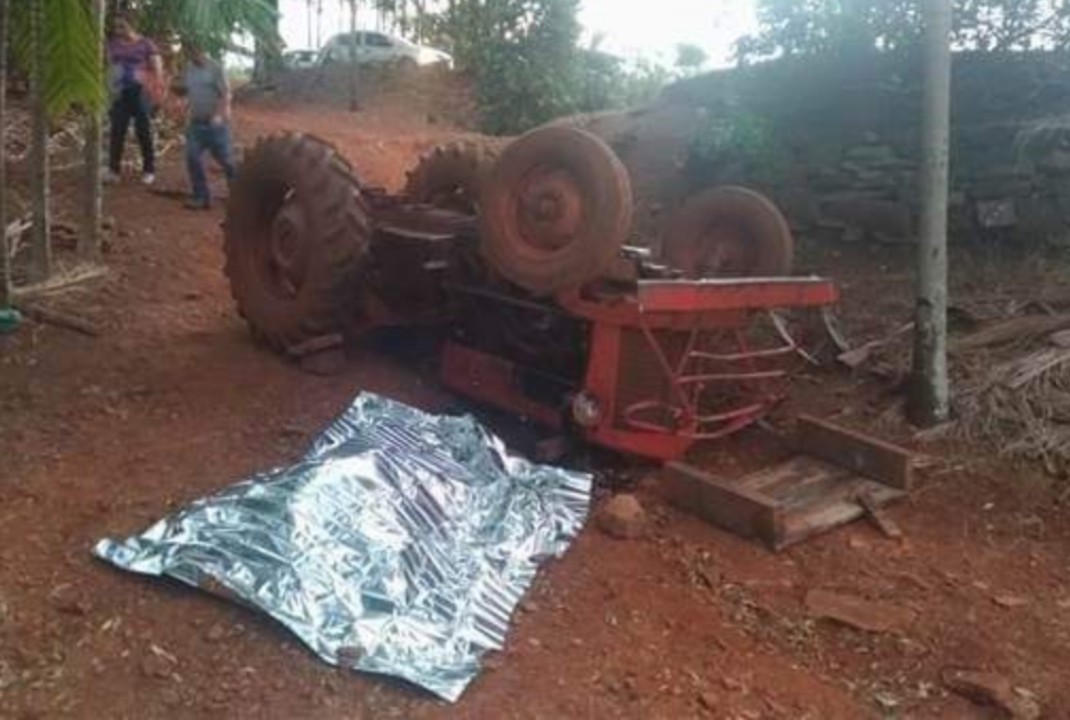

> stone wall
[662,50,1070,246]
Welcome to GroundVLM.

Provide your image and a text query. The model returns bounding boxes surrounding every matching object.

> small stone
[943,669,1040,720]
[848,535,872,551]
[140,653,173,680]
[161,687,182,707]
[597,494,649,540]
[48,584,91,616]
[805,589,915,633]
[205,623,226,643]
[299,348,347,376]
[520,599,539,614]
[698,691,720,710]
[896,637,928,657]
[993,595,1030,609]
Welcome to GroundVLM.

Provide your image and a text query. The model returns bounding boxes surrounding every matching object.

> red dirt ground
[1,99,1069,719]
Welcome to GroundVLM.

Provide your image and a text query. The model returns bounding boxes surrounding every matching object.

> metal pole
[908,0,952,426]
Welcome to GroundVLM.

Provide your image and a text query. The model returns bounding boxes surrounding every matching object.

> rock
[943,669,1041,720]
[160,686,183,707]
[698,691,720,710]
[805,589,916,633]
[992,595,1030,609]
[596,494,648,539]
[48,583,91,616]
[205,623,226,643]
[299,347,347,376]
[140,652,173,680]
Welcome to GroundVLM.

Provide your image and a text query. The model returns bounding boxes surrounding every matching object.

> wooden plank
[778,478,903,550]
[858,491,904,539]
[744,456,853,504]
[794,416,913,490]
[662,462,781,548]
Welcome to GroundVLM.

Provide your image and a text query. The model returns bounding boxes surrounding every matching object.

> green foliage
[576,52,670,114]
[439,0,583,134]
[675,43,708,74]
[430,0,676,133]
[11,0,105,116]
[687,107,786,185]
[738,0,1070,60]
[124,0,281,57]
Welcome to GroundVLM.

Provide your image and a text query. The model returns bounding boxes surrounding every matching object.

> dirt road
[1,101,1068,719]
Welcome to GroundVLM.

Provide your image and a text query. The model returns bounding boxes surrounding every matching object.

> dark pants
[108,85,155,174]
[185,120,236,205]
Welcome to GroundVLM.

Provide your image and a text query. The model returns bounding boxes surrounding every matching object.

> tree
[909,0,952,426]
[82,0,106,264]
[675,43,708,76]
[0,0,10,316]
[28,0,51,283]
[737,0,1070,60]
[444,0,583,133]
[130,0,281,60]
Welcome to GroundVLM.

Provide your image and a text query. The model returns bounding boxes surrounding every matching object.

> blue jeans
[186,120,235,204]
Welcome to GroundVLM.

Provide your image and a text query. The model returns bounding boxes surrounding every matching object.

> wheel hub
[689,223,750,276]
[516,170,583,251]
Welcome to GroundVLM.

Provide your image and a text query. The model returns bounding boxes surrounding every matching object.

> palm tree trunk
[0,0,10,309]
[81,0,105,264]
[29,0,51,283]
[908,0,952,426]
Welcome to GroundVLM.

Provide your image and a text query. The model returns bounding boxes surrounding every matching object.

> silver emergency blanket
[94,393,592,701]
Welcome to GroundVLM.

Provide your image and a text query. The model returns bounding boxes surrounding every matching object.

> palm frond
[12,0,105,117]
[136,0,280,56]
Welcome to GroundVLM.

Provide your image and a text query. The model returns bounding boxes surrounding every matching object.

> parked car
[283,49,319,70]
[317,31,452,69]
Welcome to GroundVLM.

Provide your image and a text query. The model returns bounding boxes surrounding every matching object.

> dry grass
[835,245,1070,479]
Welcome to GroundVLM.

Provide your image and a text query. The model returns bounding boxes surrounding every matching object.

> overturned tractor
[223,126,836,461]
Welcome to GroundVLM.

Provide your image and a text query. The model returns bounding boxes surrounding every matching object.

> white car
[283,49,318,69]
[317,31,453,69]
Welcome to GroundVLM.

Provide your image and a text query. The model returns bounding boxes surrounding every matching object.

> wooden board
[794,415,913,490]
[662,418,912,551]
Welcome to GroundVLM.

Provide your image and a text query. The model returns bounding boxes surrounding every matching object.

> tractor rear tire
[662,186,794,279]
[223,132,372,353]
[479,126,632,296]
[403,139,506,214]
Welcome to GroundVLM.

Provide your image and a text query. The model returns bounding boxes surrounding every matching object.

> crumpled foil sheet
[94,393,592,701]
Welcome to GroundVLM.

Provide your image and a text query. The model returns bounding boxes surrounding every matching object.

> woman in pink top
[105,16,163,185]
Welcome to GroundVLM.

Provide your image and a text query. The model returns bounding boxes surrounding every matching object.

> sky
[277,0,758,68]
